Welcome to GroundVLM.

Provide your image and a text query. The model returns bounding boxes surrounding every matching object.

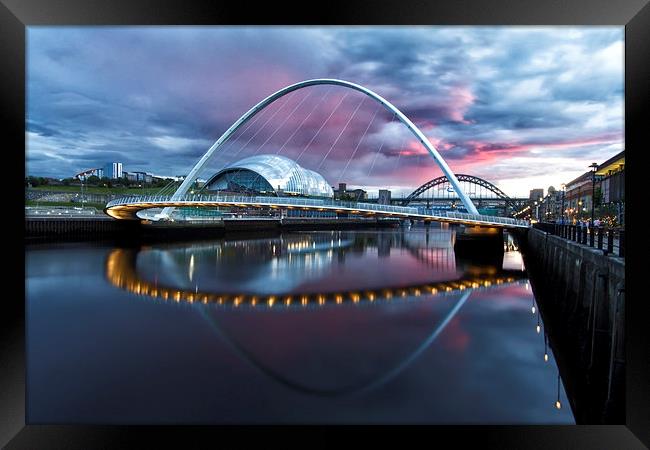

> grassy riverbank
[27,185,166,195]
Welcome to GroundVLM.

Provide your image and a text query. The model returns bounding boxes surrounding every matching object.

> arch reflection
[103,231,528,397]
[196,290,472,397]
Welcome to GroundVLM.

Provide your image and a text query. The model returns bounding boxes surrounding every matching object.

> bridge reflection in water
[105,230,525,309]
[25,227,575,423]
[104,229,528,397]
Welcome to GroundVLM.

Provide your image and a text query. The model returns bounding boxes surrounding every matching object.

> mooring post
[607,231,614,254]
[618,230,625,258]
[597,227,604,250]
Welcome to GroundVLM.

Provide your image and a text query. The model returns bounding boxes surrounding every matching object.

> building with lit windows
[565,171,595,221]
[595,150,624,225]
[537,186,564,222]
[562,150,624,225]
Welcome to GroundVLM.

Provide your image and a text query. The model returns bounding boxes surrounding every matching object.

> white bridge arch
[163,78,479,217]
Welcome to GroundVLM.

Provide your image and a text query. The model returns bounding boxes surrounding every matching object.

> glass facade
[205,154,334,197]
[207,169,275,194]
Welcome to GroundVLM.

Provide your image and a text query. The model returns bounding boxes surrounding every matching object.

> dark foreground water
[26,228,574,424]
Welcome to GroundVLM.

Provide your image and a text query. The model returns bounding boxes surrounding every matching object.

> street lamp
[589,162,598,227]
[578,200,583,223]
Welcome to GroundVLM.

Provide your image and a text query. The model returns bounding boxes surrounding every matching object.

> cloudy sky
[27,26,623,197]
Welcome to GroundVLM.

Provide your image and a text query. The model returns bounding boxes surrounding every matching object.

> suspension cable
[337,102,379,185]
[295,92,349,167]
[316,95,365,171]
[275,86,333,157]
[236,94,292,157]
[205,95,292,193]
[367,112,396,178]
[253,88,314,155]
[223,94,299,191]
[190,93,281,195]
[393,132,407,171]
[220,94,292,169]
[154,177,178,196]
[204,95,273,170]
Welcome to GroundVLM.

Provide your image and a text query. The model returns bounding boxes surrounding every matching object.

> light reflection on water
[26,228,574,423]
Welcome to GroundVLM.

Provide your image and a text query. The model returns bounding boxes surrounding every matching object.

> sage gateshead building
[203,154,334,198]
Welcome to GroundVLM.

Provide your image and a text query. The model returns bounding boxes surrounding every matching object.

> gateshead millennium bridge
[104,78,530,229]
[105,194,529,228]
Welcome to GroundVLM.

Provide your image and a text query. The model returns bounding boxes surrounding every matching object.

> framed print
[3,0,649,447]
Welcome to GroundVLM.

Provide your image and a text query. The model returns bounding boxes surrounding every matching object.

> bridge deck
[104,194,530,229]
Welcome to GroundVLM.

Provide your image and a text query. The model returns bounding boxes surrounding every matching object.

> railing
[444,211,529,227]
[105,194,530,227]
[533,222,625,258]
[107,194,421,215]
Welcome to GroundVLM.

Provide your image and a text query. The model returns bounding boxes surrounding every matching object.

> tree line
[25,175,176,189]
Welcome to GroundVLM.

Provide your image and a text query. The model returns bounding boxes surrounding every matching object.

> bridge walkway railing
[443,211,528,227]
[533,222,625,258]
[108,194,418,214]
[105,194,530,227]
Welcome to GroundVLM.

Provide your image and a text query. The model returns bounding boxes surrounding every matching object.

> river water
[26,227,574,423]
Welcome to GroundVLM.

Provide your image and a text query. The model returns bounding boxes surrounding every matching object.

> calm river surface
[26,228,574,423]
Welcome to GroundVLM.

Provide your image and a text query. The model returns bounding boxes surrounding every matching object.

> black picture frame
[4,0,648,447]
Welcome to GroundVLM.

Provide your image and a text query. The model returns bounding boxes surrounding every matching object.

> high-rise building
[378,189,392,205]
[103,162,123,179]
[529,188,544,202]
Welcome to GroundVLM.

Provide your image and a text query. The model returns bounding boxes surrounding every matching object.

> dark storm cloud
[26,26,623,196]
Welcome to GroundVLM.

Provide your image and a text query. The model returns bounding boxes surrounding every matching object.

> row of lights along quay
[509,151,625,424]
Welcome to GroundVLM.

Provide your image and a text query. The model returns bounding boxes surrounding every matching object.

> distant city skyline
[26,26,624,197]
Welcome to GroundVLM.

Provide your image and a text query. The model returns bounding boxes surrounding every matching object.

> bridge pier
[453,226,504,264]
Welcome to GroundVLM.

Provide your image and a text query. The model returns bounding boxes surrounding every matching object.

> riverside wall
[515,227,625,423]
[25,216,401,242]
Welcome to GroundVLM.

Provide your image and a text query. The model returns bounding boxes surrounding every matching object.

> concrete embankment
[26,216,140,240]
[25,216,401,242]
[515,227,625,423]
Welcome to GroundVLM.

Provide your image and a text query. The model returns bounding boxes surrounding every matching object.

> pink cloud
[446,85,476,124]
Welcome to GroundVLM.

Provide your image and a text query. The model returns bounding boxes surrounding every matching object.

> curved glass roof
[205,154,334,197]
